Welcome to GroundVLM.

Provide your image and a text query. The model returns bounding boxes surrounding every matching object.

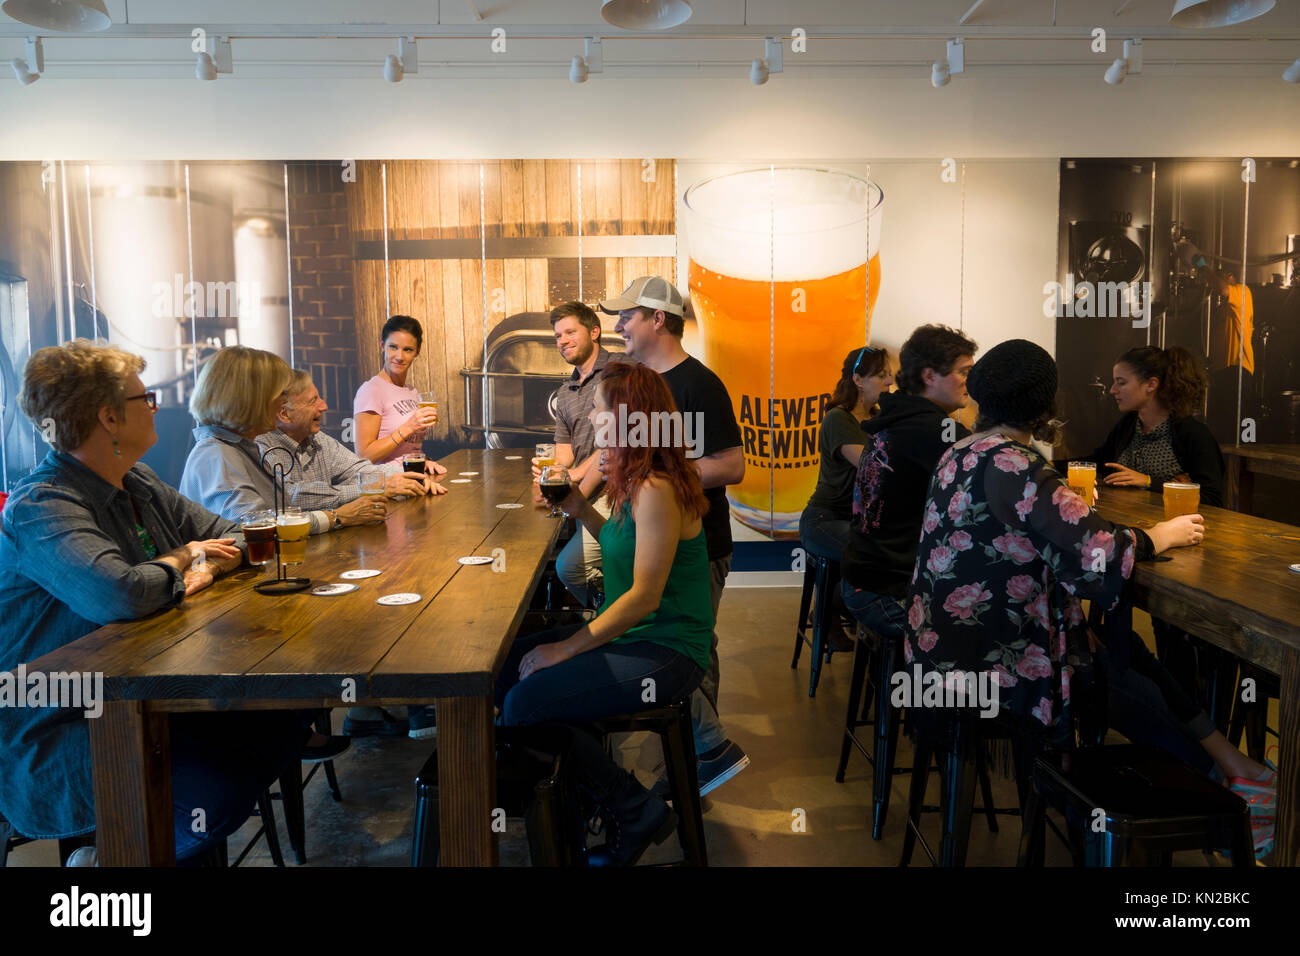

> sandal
[1228,770,1276,818]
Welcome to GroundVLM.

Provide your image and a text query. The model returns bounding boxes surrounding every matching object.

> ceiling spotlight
[750,37,782,85]
[570,38,601,83]
[195,52,216,81]
[10,36,42,84]
[1170,0,1275,28]
[1284,57,1300,83]
[600,0,692,30]
[1,0,109,32]
[931,38,964,87]
[384,37,418,83]
[193,36,230,81]
[1105,38,1142,84]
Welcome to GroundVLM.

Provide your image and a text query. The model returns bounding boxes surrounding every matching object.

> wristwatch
[327,509,342,530]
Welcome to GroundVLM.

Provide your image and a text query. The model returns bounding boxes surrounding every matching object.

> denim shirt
[0,451,238,839]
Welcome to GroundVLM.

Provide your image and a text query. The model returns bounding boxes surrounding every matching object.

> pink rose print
[993,449,1029,474]
[948,530,973,551]
[1005,574,1037,602]
[937,456,958,489]
[1051,485,1089,525]
[943,583,992,620]
[917,629,939,652]
[1025,591,1050,631]
[1081,530,1116,561]
[927,546,956,576]
[992,664,1017,688]
[1032,696,1054,726]
[1061,666,1071,701]
[971,436,1002,453]
[1016,642,1053,679]
[1120,542,1135,579]
[903,636,913,663]
[1014,481,1038,522]
[962,452,978,472]
[947,489,973,522]
[908,595,925,632]
[922,500,941,535]
[1066,599,1084,627]
[992,531,1036,564]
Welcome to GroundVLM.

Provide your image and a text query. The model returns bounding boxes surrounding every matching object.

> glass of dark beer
[240,510,277,567]
[402,452,427,476]
[539,464,571,518]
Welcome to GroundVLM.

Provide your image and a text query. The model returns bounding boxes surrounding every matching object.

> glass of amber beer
[275,507,310,566]
[684,166,883,536]
[1163,481,1200,521]
[240,511,277,567]
[1067,461,1097,503]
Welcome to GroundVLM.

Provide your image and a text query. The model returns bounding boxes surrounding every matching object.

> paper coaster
[1290,563,1300,574]
[449,478,471,484]
[459,471,480,476]
[340,569,382,580]
[458,555,493,565]
[312,583,358,596]
[504,455,522,460]
[377,592,422,606]
[496,503,524,510]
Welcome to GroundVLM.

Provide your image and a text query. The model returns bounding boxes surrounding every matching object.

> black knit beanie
[966,339,1058,425]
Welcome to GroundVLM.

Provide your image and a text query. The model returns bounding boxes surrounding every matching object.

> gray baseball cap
[598,276,684,317]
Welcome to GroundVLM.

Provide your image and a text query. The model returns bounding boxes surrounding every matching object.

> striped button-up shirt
[256,427,402,513]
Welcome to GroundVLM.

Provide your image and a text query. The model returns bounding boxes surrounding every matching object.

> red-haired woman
[495,362,712,867]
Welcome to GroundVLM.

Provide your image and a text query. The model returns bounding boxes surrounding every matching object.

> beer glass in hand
[358,467,386,499]
[276,507,310,566]
[539,464,570,518]
[241,511,277,567]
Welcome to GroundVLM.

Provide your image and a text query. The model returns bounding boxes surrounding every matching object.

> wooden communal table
[1221,443,1300,514]
[1095,487,1300,866]
[26,448,560,866]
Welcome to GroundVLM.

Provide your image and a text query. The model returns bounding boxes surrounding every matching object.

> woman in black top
[798,346,893,560]
[1088,346,1225,506]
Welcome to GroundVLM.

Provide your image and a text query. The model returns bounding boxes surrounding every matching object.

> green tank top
[597,501,713,672]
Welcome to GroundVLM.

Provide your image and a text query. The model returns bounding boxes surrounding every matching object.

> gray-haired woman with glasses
[798,346,894,562]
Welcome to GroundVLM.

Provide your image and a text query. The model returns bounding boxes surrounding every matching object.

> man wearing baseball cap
[579,276,749,796]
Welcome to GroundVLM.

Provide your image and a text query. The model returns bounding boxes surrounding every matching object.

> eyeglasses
[853,346,880,375]
[125,391,158,411]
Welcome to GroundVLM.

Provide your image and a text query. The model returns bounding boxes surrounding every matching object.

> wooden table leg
[1224,455,1242,512]
[88,700,174,866]
[435,695,497,866]
[1275,648,1300,868]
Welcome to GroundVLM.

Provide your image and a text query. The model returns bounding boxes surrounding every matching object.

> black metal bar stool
[791,552,842,697]
[1226,663,1280,763]
[835,623,911,839]
[1017,744,1255,866]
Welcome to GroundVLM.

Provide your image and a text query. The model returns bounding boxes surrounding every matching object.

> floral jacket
[905,434,1141,732]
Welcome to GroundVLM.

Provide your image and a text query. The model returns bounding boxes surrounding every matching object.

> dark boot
[587,772,678,867]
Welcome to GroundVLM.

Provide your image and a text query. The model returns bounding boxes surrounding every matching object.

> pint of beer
[685,167,882,536]
[241,511,277,567]
[1163,481,1200,521]
[276,508,310,566]
[1067,462,1097,503]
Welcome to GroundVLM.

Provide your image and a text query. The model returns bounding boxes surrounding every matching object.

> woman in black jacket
[1088,345,1224,506]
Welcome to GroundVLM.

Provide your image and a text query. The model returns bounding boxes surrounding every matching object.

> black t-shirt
[660,356,743,562]
[806,405,867,516]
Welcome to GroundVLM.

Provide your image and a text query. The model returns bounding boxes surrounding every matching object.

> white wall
[1,74,1298,160]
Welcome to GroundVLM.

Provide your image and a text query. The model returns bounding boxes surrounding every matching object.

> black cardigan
[1085,412,1225,507]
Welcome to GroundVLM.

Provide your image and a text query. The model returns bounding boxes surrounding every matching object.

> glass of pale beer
[534,443,556,470]
[1067,461,1097,503]
[418,391,438,421]
[275,508,310,566]
[684,166,883,536]
[1163,481,1200,522]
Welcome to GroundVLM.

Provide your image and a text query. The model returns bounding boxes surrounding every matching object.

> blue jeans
[170,710,310,862]
[799,505,851,563]
[496,625,703,798]
[840,580,907,638]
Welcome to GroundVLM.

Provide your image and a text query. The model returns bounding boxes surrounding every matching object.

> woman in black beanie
[905,340,1274,853]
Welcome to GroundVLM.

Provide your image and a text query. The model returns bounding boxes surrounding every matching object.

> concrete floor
[9,586,1240,867]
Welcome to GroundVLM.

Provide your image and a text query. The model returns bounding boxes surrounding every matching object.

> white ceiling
[2,0,1298,79]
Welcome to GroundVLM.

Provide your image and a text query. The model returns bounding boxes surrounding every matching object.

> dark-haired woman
[353,315,446,472]
[495,362,712,867]
[798,346,893,561]
[1088,345,1224,506]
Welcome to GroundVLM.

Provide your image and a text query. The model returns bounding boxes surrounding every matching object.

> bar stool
[271,709,344,865]
[593,698,708,866]
[835,623,910,839]
[791,553,843,697]
[1226,663,1280,763]
[899,713,1025,867]
[1016,744,1255,866]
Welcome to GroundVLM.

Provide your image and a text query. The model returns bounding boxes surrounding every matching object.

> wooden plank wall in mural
[345,159,675,447]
